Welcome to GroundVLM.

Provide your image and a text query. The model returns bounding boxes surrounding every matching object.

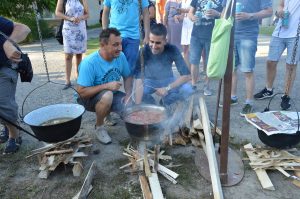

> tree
[0,0,57,20]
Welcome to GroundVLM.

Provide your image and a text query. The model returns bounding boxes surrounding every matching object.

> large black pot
[23,104,85,143]
[122,104,167,142]
[257,129,300,149]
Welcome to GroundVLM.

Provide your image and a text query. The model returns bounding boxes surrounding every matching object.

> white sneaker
[203,86,212,96]
[95,126,112,144]
[104,115,117,126]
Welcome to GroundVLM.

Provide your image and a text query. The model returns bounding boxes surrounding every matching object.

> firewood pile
[244,143,300,190]
[26,135,92,179]
[120,144,179,199]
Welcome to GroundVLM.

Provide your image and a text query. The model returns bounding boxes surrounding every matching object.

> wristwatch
[165,84,172,92]
[249,13,255,20]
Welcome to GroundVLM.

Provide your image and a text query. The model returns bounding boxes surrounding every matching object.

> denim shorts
[234,39,257,72]
[268,36,300,65]
[122,38,140,75]
[189,36,211,66]
[77,90,125,114]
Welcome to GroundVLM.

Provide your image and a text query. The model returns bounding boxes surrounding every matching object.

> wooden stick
[148,159,179,179]
[139,175,153,199]
[158,170,177,184]
[44,148,73,156]
[244,143,275,191]
[153,145,160,173]
[144,148,152,177]
[199,98,224,199]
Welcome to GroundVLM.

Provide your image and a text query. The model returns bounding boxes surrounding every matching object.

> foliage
[259,25,275,36]
[0,0,56,20]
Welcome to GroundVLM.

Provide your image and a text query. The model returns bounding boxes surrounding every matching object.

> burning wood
[28,135,92,179]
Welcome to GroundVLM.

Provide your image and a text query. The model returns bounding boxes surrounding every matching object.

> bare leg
[245,72,254,101]
[75,54,83,79]
[231,70,237,97]
[6,124,18,139]
[191,64,199,86]
[284,63,297,95]
[65,53,73,85]
[95,91,113,126]
[266,60,278,89]
[201,50,207,73]
[182,45,191,71]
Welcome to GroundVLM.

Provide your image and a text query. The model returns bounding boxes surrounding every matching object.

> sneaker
[254,88,274,100]
[62,83,72,90]
[240,104,253,116]
[104,115,117,126]
[219,98,238,107]
[3,138,21,154]
[203,86,212,96]
[280,95,291,110]
[95,126,112,144]
[0,126,9,143]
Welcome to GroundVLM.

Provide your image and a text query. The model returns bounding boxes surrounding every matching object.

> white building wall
[86,0,100,26]
[262,0,279,26]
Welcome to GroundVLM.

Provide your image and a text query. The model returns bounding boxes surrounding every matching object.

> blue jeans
[234,39,257,72]
[268,36,300,65]
[142,78,194,105]
[122,38,140,75]
[189,36,211,65]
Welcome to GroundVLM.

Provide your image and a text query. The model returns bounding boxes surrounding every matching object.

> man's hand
[143,37,149,45]
[106,81,122,91]
[155,87,168,96]
[123,94,132,106]
[3,41,22,62]
[236,12,252,21]
[276,9,284,18]
[205,9,220,18]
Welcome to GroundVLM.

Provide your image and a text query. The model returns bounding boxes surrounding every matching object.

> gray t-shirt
[222,0,272,41]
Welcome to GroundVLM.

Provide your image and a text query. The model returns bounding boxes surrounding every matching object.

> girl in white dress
[56,0,89,89]
[180,0,193,70]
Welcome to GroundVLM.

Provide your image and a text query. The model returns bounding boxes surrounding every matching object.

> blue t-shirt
[222,0,272,41]
[104,0,149,39]
[0,17,14,66]
[135,44,190,80]
[191,0,223,39]
[77,51,131,87]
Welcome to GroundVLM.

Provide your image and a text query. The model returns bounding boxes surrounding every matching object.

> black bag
[55,20,64,45]
[17,53,33,82]
[55,0,67,45]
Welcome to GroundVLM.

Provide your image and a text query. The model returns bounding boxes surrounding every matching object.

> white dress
[181,0,193,45]
[62,0,87,54]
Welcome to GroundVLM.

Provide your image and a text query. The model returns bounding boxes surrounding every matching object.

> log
[45,148,73,156]
[73,161,96,199]
[139,175,153,199]
[244,143,275,190]
[148,173,164,199]
[199,97,224,199]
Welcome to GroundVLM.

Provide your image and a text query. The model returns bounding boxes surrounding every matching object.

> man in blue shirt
[0,17,30,154]
[134,24,193,105]
[77,28,131,144]
[222,0,272,116]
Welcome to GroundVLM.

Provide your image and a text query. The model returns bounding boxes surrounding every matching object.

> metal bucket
[23,103,85,143]
[122,104,167,142]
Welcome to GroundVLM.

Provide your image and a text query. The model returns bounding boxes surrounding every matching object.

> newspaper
[245,111,300,136]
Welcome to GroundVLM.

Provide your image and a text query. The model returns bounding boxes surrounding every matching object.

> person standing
[188,0,223,95]
[254,0,300,110]
[55,0,89,90]
[0,17,30,154]
[164,0,183,52]
[156,0,166,23]
[179,0,194,70]
[222,0,272,116]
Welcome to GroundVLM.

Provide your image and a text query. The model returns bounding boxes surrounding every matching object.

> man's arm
[77,81,122,99]
[236,7,273,21]
[155,75,190,97]
[142,8,150,44]
[276,0,285,18]
[3,22,30,62]
[123,76,134,104]
[134,78,144,104]
[102,6,110,29]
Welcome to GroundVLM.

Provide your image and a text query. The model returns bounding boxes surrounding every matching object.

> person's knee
[65,54,73,61]
[100,91,113,104]
[244,72,253,79]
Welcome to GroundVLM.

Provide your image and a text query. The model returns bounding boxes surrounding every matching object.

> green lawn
[87,38,99,55]
[259,25,275,36]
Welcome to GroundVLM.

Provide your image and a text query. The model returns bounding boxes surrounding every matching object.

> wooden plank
[139,175,153,199]
[73,161,96,199]
[153,145,160,173]
[38,170,50,179]
[244,143,275,190]
[199,97,224,199]
[72,152,88,158]
[144,149,152,177]
[148,159,179,179]
[72,159,83,177]
[148,173,164,199]
[158,170,177,184]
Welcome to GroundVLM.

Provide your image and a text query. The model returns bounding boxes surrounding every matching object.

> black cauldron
[23,104,85,143]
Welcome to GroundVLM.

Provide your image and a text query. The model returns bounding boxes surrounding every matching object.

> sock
[266,87,273,91]
[231,96,238,100]
[245,99,253,105]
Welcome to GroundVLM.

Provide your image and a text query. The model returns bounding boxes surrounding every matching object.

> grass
[259,25,275,36]
[87,23,101,30]
[87,38,99,55]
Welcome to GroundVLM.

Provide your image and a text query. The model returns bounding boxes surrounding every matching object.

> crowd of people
[1,0,300,153]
